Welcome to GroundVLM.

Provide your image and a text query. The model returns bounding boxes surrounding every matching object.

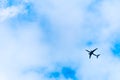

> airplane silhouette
[85,48,100,59]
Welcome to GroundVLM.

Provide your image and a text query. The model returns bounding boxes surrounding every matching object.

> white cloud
[0,6,23,21]
[0,0,120,80]
[0,0,8,8]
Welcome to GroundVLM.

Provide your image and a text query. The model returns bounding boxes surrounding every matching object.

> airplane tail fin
[96,54,100,58]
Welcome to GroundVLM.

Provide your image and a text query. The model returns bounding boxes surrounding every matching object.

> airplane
[85,48,100,59]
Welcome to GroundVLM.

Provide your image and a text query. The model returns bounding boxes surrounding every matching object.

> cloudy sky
[0,0,120,80]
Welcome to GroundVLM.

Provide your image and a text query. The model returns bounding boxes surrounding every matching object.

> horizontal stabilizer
[96,54,100,58]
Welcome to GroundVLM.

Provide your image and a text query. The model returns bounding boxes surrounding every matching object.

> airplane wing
[85,50,90,52]
[92,48,98,52]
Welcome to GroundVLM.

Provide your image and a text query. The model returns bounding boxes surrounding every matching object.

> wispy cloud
[0,5,25,21]
[0,0,120,80]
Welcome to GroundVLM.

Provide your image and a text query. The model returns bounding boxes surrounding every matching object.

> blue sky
[0,0,120,80]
